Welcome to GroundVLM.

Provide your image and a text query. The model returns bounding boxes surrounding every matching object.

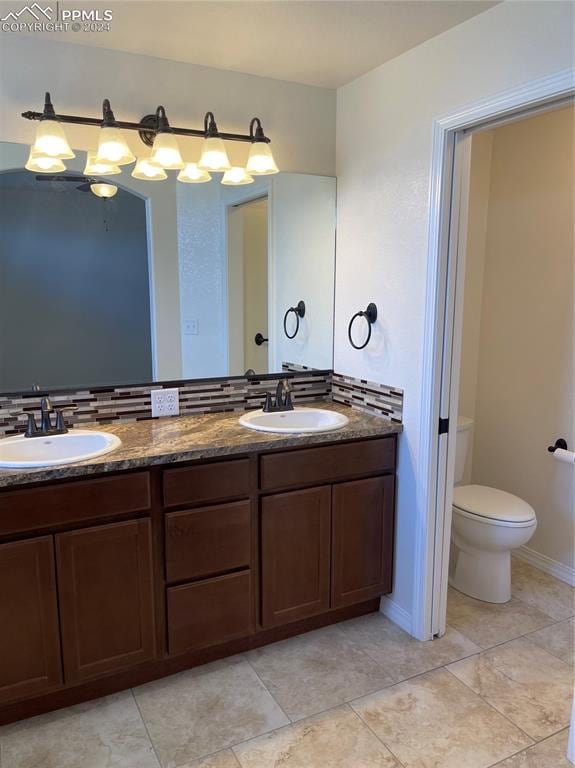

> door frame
[415,68,574,640]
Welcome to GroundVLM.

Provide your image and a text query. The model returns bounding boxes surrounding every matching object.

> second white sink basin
[0,430,121,469]
[239,407,349,434]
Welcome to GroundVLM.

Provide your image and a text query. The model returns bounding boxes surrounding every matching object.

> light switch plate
[151,388,180,418]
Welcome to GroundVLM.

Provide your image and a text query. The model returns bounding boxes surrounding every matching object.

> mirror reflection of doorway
[227,197,269,375]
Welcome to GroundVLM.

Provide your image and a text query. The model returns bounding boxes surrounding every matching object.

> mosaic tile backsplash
[0,370,403,436]
[331,373,403,423]
[0,372,332,437]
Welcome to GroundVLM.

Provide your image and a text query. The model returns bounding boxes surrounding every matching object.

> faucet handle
[17,411,39,437]
[54,404,79,432]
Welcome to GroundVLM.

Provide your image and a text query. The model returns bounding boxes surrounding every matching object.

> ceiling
[31,1,499,89]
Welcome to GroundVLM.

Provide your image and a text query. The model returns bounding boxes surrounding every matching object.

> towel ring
[283,300,306,339]
[348,303,377,350]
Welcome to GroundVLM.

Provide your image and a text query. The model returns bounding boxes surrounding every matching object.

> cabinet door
[0,537,62,705]
[56,519,156,684]
[261,486,330,628]
[332,476,395,608]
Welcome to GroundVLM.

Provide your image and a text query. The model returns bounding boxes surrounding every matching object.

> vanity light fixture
[177,162,211,184]
[245,118,279,175]
[83,151,121,176]
[198,112,232,172]
[221,167,254,186]
[22,94,279,181]
[25,147,66,173]
[30,93,75,161]
[95,100,136,166]
[149,106,185,169]
[132,157,168,181]
[90,182,118,198]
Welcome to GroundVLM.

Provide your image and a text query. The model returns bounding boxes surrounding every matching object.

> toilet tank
[454,416,474,485]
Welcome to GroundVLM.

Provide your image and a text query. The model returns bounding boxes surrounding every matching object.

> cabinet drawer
[165,501,252,583]
[163,459,250,508]
[0,472,151,536]
[168,571,253,654]
[260,437,395,492]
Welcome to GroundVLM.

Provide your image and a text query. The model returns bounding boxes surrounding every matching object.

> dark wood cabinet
[0,537,62,705]
[0,433,398,723]
[165,500,252,583]
[261,486,331,628]
[332,476,395,608]
[56,519,157,684]
[168,571,254,655]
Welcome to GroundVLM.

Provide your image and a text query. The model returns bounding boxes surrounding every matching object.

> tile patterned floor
[0,557,573,768]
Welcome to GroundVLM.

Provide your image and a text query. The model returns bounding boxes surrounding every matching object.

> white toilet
[449,417,537,603]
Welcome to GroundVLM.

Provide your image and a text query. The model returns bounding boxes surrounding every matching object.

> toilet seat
[453,485,536,527]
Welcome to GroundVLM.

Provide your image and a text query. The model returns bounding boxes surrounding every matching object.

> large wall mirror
[0,141,336,393]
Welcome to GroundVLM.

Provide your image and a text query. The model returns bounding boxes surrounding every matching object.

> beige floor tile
[491,729,571,767]
[339,611,481,682]
[233,705,401,768]
[448,636,574,740]
[134,657,289,767]
[351,667,531,768]
[247,624,394,721]
[0,691,159,768]
[183,751,241,768]
[527,617,575,666]
[447,587,555,647]
[511,558,575,621]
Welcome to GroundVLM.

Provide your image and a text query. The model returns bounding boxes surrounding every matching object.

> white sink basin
[0,430,121,469]
[239,407,349,434]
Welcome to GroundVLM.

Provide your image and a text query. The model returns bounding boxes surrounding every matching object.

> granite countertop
[0,402,402,489]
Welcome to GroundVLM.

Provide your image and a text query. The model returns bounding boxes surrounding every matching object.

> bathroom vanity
[0,405,399,724]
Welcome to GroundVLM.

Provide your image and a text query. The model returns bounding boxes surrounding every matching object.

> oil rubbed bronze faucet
[21,395,78,438]
[262,378,294,413]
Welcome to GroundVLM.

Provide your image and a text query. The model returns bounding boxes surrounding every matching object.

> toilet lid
[453,485,535,523]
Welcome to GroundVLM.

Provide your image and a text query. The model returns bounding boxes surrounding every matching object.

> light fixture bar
[22,108,268,144]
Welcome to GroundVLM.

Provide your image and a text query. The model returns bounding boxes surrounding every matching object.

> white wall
[270,174,336,371]
[0,36,335,176]
[335,1,574,625]
[468,106,574,571]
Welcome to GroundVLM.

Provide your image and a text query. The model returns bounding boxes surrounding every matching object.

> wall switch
[151,388,180,418]
[184,320,199,335]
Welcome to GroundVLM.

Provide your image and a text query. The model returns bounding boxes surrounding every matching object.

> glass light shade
[31,119,75,160]
[90,183,118,198]
[83,152,121,176]
[25,148,66,173]
[221,167,254,186]
[246,141,279,175]
[131,157,168,181]
[177,163,212,184]
[198,136,231,171]
[149,133,184,170]
[95,126,136,166]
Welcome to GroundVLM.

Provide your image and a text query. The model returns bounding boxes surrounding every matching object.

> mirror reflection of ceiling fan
[34,175,118,198]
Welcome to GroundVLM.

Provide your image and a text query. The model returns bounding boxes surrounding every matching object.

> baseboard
[515,546,575,587]
[379,596,413,635]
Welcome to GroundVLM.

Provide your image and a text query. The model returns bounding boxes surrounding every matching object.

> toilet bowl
[449,418,537,603]
[450,485,537,602]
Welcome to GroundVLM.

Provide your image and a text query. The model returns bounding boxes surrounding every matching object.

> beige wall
[0,36,335,176]
[459,106,575,571]
[459,131,493,483]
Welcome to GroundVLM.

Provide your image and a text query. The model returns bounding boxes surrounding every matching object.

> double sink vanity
[0,399,400,724]
[0,134,401,725]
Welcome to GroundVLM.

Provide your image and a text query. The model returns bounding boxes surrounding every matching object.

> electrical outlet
[151,388,180,418]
